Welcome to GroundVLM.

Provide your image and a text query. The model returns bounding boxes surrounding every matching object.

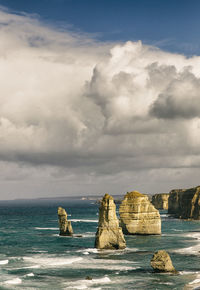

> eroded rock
[151,250,176,273]
[119,191,161,235]
[152,193,169,210]
[168,186,200,219]
[95,194,126,249]
[58,207,73,236]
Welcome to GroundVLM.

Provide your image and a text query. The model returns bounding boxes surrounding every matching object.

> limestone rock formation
[168,188,185,216]
[151,250,176,273]
[95,194,126,249]
[152,193,169,210]
[168,186,200,219]
[119,191,161,235]
[58,207,73,236]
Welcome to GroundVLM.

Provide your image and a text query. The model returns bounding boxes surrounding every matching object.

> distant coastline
[0,194,124,203]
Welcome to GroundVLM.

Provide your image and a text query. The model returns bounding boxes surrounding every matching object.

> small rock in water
[58,207,73,236]
[85,276,92,280]
[151,250,177,273]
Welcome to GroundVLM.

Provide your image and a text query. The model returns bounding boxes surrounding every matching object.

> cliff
[119,191,161,235]
[151,193,169,210]
[95,194,126,249]
[168,186,200,219]
[58,207,73,236]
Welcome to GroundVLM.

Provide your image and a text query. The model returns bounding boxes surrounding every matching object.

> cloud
[0,9,200,198]
[150,66,200,119]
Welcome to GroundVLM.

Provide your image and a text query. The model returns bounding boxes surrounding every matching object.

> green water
[0,198,199,289]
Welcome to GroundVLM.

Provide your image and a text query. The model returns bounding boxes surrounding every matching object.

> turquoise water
[0,198,200,289]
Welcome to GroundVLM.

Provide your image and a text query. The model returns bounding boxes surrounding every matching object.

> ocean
[0,198,200,289]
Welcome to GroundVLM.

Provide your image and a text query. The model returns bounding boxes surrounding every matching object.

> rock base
[151,250,177,273]
[95,227,126,249]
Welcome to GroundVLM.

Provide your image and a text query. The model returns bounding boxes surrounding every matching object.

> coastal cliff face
[119,191,161,235]
[168,186,200,219]
[95,194,126,249]
[58,207,73,236]
[152,193,169,210]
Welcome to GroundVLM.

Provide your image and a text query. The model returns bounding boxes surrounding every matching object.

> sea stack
[168,186,200,219]
[95,194,126,249]
[58,207,73,236]
[151,250,176,273]
[119,191,161,235]
[152,193,170,210]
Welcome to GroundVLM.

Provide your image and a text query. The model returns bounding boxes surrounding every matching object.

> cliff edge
[152,193,169,210]
[168,186,200,219]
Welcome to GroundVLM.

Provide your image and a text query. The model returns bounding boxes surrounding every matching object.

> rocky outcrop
[119,191,161,235]
[168,188,185,215]
[151,250,176,273]
[152,193,169,210]
[95,194,126,249]
[58,207,73,236]
[168,186,200,219]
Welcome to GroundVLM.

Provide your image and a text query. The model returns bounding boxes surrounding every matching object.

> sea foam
[21,265,41,269]
[76,248,98,254]
[23,256,83,267]
[65,276,111,289]
[189,278,200,285]
[180,271,199,275]
[4,278,22,285]
[70,219,98,223]
[0,260,8,265]
[25,273,34,277]
[34,227,58,230]
[173,232,200,255]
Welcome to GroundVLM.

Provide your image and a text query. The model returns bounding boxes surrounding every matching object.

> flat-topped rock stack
[95,194,126,249]
[152,193,170,210]
[168,186,200,219]
[119,191,161,235]
[58,207,73,236]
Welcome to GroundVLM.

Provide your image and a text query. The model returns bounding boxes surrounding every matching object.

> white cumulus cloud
[0,9,200,199]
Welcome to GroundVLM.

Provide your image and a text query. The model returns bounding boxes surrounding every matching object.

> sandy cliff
[95,194,126,249]
[119,191,161,235]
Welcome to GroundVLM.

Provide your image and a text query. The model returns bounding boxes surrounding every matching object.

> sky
[0,0,200,199]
